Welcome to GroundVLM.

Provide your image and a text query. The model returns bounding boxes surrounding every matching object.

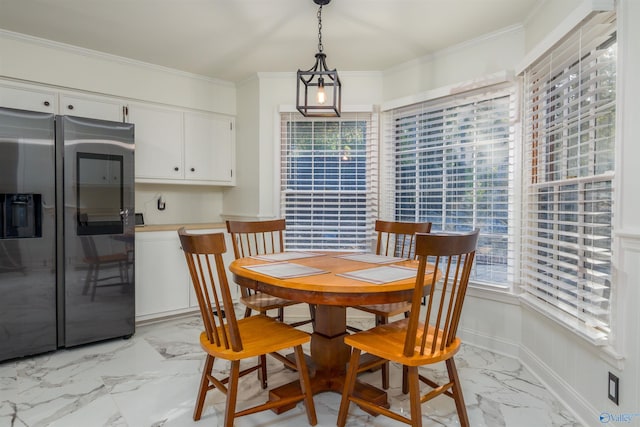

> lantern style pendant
[296,0,342,117]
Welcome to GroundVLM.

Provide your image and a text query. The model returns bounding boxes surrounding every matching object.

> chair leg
[277,307,284,322]
[224,360,241,427]
[193,355,214,421]
[377,315,390,390]
[446,358,470,427]
[244,306,252,318]
[407,365,422,427]
[258,355,268,389]
[337,348,361,427]
[402,365,409,394]
[294,345,317,425]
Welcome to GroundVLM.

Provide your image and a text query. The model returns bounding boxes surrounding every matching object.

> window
[280,112,377,251]
[382,86,516,286]
[521,11,616,343]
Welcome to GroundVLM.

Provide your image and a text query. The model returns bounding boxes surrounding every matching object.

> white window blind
[382,85,517,286]
[521,11,616,343]
[280,112,378,251]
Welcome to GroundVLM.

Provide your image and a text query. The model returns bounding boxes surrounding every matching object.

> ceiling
[0,0,541,83]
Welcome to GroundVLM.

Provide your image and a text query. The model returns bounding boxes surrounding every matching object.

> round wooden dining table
[229,252,435,413]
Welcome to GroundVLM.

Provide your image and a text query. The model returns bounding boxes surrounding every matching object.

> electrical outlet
[608,372,619,405]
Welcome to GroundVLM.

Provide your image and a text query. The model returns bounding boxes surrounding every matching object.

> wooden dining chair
[338,229,480,427]
[178,228,317,427]
[226,219,315,327]
[348,220,432,389]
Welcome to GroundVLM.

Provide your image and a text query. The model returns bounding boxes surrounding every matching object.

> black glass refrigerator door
[58,115,135,347]
[0,107,56,362]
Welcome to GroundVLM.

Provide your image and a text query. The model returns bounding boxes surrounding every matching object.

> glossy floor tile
[0,313,581,426]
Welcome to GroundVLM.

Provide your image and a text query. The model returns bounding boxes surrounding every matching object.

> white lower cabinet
[135,229,236,321]
[135,231,190,320]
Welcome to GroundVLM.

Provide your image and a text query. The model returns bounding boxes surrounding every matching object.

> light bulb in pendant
[317,77,326,104]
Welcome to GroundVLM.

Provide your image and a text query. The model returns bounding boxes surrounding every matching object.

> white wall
[0,30,236,225]
[223,70,383,219]
[522,0,583,52]
[135,184,224,225]
[3,3,638,423]
[223,75,262,219]
[518,1,640,425]
[382,25,525,101]
[0,30,236,114]
[379,2,639,426]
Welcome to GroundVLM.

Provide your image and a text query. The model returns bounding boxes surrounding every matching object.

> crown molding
[0,29,235,87]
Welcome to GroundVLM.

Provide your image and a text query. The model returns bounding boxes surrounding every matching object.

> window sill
[462,286,625,369]
[520,294,625,370]
[467,282,520,305]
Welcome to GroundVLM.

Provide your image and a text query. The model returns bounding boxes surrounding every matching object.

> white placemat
[337,265,419,284]
[336,253,406,264]
[242,262,328,279]
[250,251,323,262]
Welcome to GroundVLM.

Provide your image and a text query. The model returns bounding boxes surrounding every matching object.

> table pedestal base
[268,376,388,414]
[269,305,388,414]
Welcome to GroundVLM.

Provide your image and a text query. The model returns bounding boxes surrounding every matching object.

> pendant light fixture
[296,0,342,117]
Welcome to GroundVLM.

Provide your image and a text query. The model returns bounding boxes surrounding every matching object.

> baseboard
[458,326,521,358]
[519,345,596,427]
[416,324,596,426]
[135,308,199,326]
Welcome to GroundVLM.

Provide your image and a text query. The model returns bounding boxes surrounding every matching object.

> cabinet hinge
[230,122,233,131]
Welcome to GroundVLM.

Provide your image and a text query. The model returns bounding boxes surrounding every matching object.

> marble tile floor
[0,313,582,427]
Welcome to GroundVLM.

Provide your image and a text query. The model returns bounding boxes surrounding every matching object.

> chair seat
[344,318,461,367]
[352,301,411,317]
[240,293,302,312]
[200,315,310,360]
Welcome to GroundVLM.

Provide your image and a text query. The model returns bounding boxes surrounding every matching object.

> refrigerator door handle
[120,208,128,223]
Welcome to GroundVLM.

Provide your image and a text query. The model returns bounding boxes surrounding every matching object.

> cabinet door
[128,103,183,180]
[184,112,235,184]
[0,84,56,113]
[135,232,190,317]
[59,94,124,122]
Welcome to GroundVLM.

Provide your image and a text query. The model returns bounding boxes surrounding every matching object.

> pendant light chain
[296,0,341,117]
[317,5,324,53]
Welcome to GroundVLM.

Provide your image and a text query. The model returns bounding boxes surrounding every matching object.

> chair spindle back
[226,219,286,259]
[375,220,432,259]
[404,229,480,358]
[178,228,242,352]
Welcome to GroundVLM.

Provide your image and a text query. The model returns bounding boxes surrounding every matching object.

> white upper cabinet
[0,79,236,187]
[132,106,235,186]
[184,112,235,184]
[0,83,56,113]
[59,93,125,122]
[127,102,184,181]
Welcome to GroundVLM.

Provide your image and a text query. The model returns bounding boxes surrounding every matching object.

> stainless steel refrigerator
[0,107,135,362]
